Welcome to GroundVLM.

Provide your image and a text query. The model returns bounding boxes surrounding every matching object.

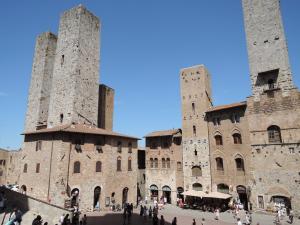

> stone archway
[122,187,129,207]
[93,186,101,210]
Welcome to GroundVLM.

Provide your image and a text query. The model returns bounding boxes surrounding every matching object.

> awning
[204,191,231,199]
[182,190,231,199]
[182,190,206,198]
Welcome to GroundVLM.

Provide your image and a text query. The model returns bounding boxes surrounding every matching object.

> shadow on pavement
[87,212,173,225]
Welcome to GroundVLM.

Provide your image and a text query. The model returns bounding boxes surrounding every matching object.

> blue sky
[0,0,299,149]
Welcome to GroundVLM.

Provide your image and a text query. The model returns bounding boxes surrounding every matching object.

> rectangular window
[128,160,132,171]
[36,140,42,151]
[192,103,195,114]
[213,117,221,126]
[36,163,40,173]
[193,126,196,136]
[289,147,295,154]
[258,195,264,209]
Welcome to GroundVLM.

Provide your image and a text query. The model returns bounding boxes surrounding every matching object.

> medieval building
[144,0,300,215]
[1,5,139,210]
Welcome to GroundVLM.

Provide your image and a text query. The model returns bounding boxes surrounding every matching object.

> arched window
[128,142,132,153]
[267,125,282,143]
[217,183,229,194]
[215,135,223,145]
[96,161,102,172]
[128,157,132,171]
[166,158,170,168]
[74,161,80,173]
[162,158,166,168]
[216,157,224,171]
[233,133,242,144]
[154,158,158,168]
[150,158,154,168]
[192,166,202,177]
[117,141,122,153]
[192,183,203,191]
[117,157,122,171]
[23,164,28,173]
[235,157,245,171]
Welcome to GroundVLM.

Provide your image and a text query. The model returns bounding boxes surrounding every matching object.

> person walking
[32,215,43,225]
[160,215,165,225]
[171,217,177,225]
[140,205,144,216]
[289,209,294,224]
[237,218,242,225]
[149,206,153,218]
[192,218,196,225]
[152,214,158,225]
[82,214,87,225]
[215,208,220,220]
[245,212,251,225]
[200,218,205,225]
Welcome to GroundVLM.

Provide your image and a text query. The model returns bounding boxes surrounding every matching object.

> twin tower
[25,5,114,132]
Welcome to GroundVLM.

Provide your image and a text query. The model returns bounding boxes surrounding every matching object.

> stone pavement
[84,205,300,225]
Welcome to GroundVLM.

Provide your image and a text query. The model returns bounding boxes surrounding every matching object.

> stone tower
[180,65,213,193]
[98,84,114,131]
[25,32,57,132]
[242,0,294,99]
[47,5,100,127]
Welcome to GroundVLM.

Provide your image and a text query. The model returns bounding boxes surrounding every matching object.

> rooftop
[144,128,181,138]
[206,101,247,113]
[23,124,140,140]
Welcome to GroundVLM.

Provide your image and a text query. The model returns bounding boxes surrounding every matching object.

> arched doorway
[236,185,248,210]
[122,187,129,207]
[177,187,184,200]
[270,196,291,209]
[93,186,101,210]
[150,184,158,200]
[162,186,171,204]
[21,185,27,195]
[71,188,79,208]
[217,183,229,194]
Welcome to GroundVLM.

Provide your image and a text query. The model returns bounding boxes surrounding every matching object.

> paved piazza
[84,205,300,225]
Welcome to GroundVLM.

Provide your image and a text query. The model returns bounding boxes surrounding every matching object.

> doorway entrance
[122,187,129,207]
[94,186,101,210]
[162,186,171,204]
[236,185,248,210]
[271,195,291,209]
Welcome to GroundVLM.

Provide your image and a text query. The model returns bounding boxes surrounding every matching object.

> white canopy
[182,190,231,199]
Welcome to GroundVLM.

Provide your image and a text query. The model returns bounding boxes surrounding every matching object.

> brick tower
[242,0,294,99]
[47,5,100,127]
[98,84,114,131]
[180,65,213,193]
[24,32,57,132]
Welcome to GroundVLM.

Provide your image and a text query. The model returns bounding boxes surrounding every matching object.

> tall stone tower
[25,32,57,132]
[180,65,213,193]
[242,0,294,99]
[98,84,114,131]
[47,5,100,127]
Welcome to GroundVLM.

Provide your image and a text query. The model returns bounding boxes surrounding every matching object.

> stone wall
[18,132,138,210]
[180,65,212,192]
[207,105,251,195]
[246,89,300,215]
[48,5,100,127]
[145,133,183,204]
[98,84,114,131]
[24,32,57,131]
[242,0,294,99]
